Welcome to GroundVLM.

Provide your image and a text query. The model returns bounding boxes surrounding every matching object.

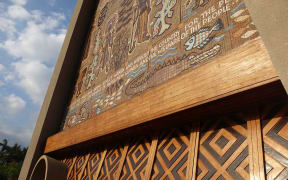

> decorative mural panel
[151,128,190,180]
[261,101,288,180]
[197,115,249,180]
[61,0,259,130]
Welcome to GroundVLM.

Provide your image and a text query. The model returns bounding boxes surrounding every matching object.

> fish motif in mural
[234,15,250,22]
[152,0,176,38]
[188,44,221,65]
[185,19,223,51]
[241,30,257,39]
[230,9,246,19]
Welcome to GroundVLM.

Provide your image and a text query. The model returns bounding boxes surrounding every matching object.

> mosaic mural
[62,0,259,129]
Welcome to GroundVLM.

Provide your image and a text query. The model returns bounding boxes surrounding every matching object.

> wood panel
[261,101,288,180]
[151,128,190,180]
[45,38,278,154]
[197,113,250,180]
[61,150,107,180]
[247,117,265,180]
[98,145,127,180]
[187,125,200,180]
[56,99,288,180]
[120,138,151,180]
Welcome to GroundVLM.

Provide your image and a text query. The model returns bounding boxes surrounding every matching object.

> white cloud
[48,0,56,6]
[0,94,26,116]
[0,81,5,86]
[0,3,5,10]
[9,0,27,6]
[0,17,16,37]
[12,61,52,104]
[0,3,67,104]
[0,64,5,71]
[1,21,65,63]
[0,119,34,146]
[4,72,15,81]
[8,5,31,20]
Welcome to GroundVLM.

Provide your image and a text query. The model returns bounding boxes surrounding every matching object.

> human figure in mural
[129,0,151,53]
[75,68,87,97]
[112,30,129,72]
[99,15,117,74]
[152,0,176,38]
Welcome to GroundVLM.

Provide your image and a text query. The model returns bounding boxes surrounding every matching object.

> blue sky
[0,0,77,146]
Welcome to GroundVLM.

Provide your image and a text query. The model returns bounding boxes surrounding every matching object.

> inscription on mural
[61,0,259,129]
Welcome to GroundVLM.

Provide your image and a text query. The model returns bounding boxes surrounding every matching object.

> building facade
[20,0,288,179]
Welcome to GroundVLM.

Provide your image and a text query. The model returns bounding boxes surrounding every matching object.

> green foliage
[0,139,27,180]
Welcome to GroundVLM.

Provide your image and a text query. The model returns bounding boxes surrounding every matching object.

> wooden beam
[186,124,200,180]
[115,145,129,179]
[144,137,159,180]
[44,38,278,154]
[247,114,265,180]
[95,150,107,180]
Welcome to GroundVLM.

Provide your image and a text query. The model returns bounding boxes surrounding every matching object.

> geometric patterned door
[60,100,288,180]
[197,115,250,180]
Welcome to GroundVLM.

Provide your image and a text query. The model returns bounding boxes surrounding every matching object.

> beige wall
[244,0,288,93]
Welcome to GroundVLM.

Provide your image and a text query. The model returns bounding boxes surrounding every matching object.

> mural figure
[86,30,102,89]
[185,0,210,10]
[112,30,130,72]
[185,19,223,50]
[152,0,176,38]
[79,105,89,122]
[117,0,134,33]
[129,0,151,53]
[99,15,118,74]
[98,3,109,27]
[75,68,87,97]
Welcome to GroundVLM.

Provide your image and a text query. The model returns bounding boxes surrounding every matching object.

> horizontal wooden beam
[45,38,278,153]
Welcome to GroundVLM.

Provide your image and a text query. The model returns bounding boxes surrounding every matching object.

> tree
[0,139,27,180]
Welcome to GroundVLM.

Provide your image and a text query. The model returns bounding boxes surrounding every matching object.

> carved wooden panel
[61,157,76,180]
[120,138,151,180]
[261,101,288,180]
[82,151,106,180]
[98,145,127,180]
[151,128,190,180]
[197,115,250,180]
[58,100,288,180]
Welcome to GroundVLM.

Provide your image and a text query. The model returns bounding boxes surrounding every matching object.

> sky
[0,0,77,146]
